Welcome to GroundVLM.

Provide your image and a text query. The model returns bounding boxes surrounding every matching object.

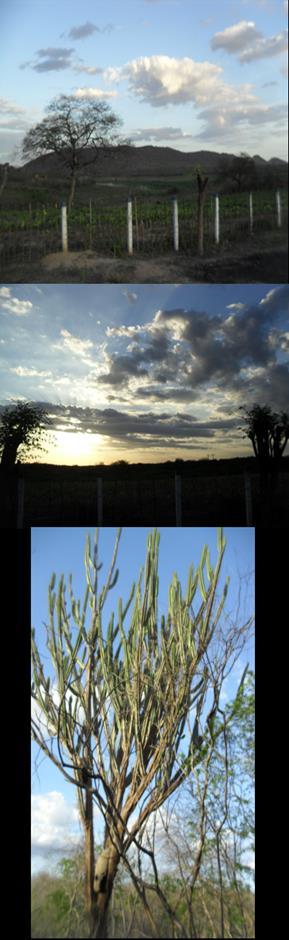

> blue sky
[31,525,255,874]
[1,0,287,163]
[1,283,289,464]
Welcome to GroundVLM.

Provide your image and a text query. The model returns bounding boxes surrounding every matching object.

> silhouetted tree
[22,95,127,211]
[0,400,51,466]
[239,404,289,461]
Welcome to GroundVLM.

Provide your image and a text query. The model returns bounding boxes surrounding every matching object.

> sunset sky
[1,282,288,464]
[0,0,287,163]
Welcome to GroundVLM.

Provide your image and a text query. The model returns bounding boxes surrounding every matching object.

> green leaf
[198,548,207,602]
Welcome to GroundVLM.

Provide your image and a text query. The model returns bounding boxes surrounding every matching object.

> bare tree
[31,528,252,938]
[22,95,128,211]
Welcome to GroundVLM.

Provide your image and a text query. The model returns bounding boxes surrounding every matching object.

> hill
[3,145,288,182]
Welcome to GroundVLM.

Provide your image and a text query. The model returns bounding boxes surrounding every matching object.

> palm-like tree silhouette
[239,404,289,462]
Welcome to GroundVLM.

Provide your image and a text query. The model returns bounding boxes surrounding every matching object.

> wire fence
[0,189,287,268]
[1,467,288,527]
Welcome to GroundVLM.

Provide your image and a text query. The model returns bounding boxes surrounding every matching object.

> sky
[0,0,288,164]
[31,524,255,875]
[1,282,288,464]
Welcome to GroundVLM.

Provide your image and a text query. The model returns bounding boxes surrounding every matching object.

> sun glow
[44,431,108,465]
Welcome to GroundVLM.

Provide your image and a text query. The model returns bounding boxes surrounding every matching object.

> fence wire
[0,189,287,268]
[1,468,288,527]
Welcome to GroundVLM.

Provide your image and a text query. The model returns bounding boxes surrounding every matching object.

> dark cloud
[101,288,289,411]
[99,354,149,386]
[18,402,236,449]
[68,22,100,39]
[21,47,75,72]
[99,330,172,387]
[67,22,114,39]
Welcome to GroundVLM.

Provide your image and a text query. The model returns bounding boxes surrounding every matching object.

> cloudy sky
[31,525,254,874]
[0,0,287,164]
[1,283,288,464]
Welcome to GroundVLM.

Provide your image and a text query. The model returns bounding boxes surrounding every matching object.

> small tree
[0,400,52,466]
[239,404,289,462]
[220,153,256,193]
[31,527,252,939]
[22,95,126,211]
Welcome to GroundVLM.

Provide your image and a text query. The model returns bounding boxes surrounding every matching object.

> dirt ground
[1,232,287,283]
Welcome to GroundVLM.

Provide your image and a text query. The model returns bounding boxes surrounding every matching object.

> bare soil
[1,234,287,283]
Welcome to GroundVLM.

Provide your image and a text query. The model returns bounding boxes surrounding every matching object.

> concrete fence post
[249,192,253,233]
[172,197,179,251]
[276,190,282,228]
[244,472,253,525]
[97,477,103,524]
[214,194,220,244]
[127,197,133,255]
[17,477,25,528]
[61,203,68,252]
[175,474,182,525]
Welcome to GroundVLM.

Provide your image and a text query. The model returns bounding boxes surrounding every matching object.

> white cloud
[122,55,224,106]
[59,329,94,358]
[226,303,247,311]
[130,126,194,142]
[109,54,285,143]
[211,20,261,53]
[0,286,33,316]
[240,31,288,64]
[211,20,288,64]
[10,366,52,377]
[31,791,80,853]
[74,86,118,99]
[0,97,26,116]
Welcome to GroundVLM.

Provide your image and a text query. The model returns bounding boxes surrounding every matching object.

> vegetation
[218,153,257,193]
[32,863,255,938]
[239,404,289,462]
[21,95,127,211]
[0,400,52,466]
[32,658,255,938]
[31,528,253,937]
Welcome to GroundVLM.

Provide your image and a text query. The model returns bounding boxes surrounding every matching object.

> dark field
[1,459,288,527]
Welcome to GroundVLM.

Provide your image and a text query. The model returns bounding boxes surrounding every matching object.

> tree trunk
[83,779,96,937]
[92,842,120,939]
[1,438,19,466]
[68,171,77,213]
